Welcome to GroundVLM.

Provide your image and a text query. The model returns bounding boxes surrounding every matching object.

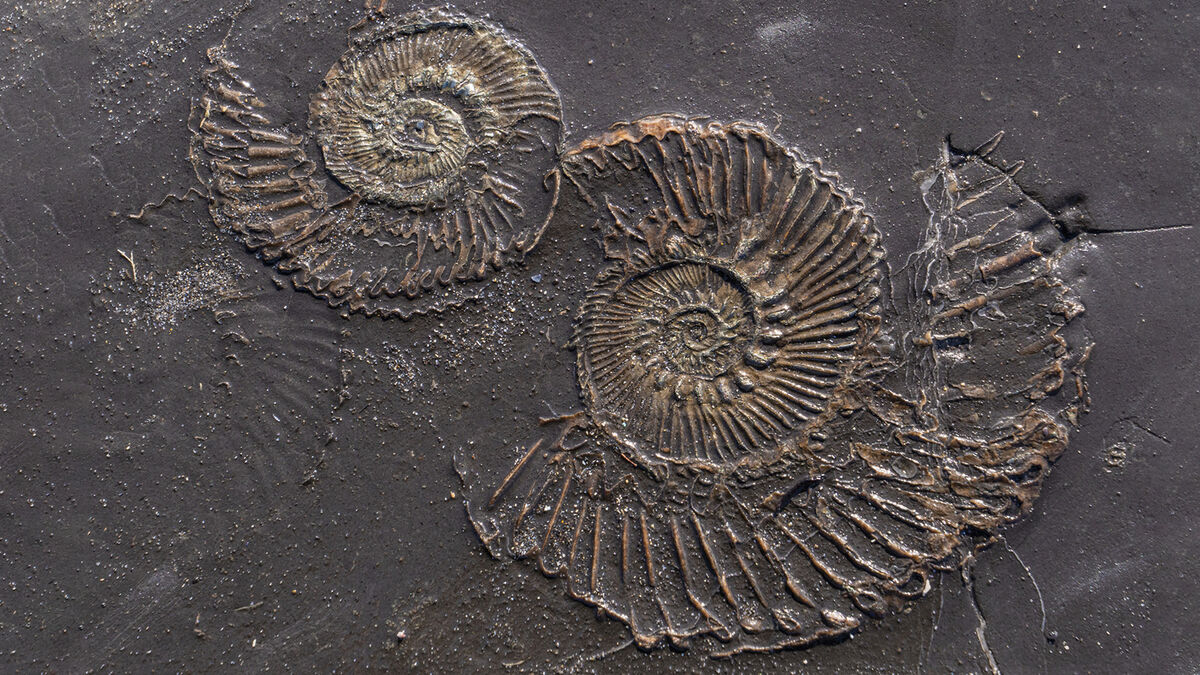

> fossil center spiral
[635,266,755,380]
[364,98,469,174]
[316,86,473,206]
[578,260,795,467]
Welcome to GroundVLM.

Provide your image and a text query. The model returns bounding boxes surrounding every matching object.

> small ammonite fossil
[190,6,563,318]
[458,117,1090,656]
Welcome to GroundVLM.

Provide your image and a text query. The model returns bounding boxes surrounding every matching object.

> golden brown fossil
[190,6,563,318]
[458,117,1090,656]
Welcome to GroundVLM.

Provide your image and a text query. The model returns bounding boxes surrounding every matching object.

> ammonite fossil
[190,6,562,318]
[457,117,1090,655]
[572,122,883,473]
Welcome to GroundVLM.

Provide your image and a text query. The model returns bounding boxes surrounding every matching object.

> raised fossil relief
[457,116,1090,656]
[190,6,563,318]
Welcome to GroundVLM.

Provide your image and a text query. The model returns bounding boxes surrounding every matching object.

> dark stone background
[0,0,1196,672]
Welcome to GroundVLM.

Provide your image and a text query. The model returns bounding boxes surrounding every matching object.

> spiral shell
[191,7,563,318]
[310,8,560,208]
[459,122,1089,656]
[572,116,884,472]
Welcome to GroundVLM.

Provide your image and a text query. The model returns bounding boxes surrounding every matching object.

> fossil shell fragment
[459,120,1090,656]
[191,7,563,318]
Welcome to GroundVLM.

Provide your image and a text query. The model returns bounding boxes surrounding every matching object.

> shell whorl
[310,7,560,207]
[568,116,885,472]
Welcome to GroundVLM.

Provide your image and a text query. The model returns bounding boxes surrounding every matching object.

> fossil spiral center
[661,305,746,378]
[367,98,469,172]
[620,263,756,384]
[579,261,787,466]
[314,83,475,205]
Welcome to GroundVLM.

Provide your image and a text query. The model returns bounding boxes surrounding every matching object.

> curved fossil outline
[458,117,1090,656]
[190,6,564,319]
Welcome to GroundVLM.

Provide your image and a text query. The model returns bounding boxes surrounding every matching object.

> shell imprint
[191,7,563,318]
[459,117,1090,656]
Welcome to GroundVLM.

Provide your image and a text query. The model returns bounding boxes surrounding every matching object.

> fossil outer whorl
[572,117,884,472]
[190,7,563,318]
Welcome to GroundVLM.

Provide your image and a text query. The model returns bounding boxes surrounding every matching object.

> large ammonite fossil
[190,6,562,318]
[457,117,1090,655]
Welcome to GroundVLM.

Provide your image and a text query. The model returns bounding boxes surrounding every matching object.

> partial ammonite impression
[191,6,562,318]
[457,118,1090,656]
